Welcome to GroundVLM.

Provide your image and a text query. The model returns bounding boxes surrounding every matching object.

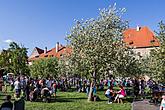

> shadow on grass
[66,97,86,100]
[53,98,73,102]
[28,98,73,103]
[67,88,77,92]
[50,97,87,103]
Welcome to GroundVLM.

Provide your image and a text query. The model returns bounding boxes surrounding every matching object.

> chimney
[136,26,140,31]
[56,42,59,52]
[44,47,47,54]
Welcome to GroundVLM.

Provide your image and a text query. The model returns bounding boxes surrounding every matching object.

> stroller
[41,87,51,103]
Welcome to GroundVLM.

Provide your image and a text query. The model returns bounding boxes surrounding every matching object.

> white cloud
[4,39,13,43]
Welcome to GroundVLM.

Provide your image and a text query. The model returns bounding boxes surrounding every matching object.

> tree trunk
[88,63,97,102]
[87,82,93,102]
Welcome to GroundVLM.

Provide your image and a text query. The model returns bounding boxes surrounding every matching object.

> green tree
[0,42,29,75]
[0,50,10,72]
[30,57,59,78]
[67,5,139,101]
[146,21,165,82]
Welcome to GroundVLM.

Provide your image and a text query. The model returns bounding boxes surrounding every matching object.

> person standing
[14,97,25,110]
[140,79,146,99]
[160,94,165,110]
[133,78,140,99]
[14,77,21,98]
[25,80,30,101]
[20,76,26,97]
[52,82,57,97]
[10,78,14,91]
[86,81,90,96]
[0,76,3,91]
[46,77,53,90]
[0,95,13,110]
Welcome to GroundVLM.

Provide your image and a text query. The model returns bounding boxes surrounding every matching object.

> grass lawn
[0,87,132,110]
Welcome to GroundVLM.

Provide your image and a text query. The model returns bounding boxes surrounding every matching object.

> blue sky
[0,0,165,55]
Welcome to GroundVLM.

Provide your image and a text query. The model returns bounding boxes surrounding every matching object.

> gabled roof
[28,47,44,59]
[28,45,72,61]
[35,47,44,54]
[28,26,160,62]
[123,26,160,48]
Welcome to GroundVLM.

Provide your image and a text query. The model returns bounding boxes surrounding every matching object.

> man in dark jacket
[0,95,13,110]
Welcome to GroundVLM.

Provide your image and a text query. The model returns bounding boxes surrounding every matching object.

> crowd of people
[0,74,165,110]
[8,75,58,102]
[103,77,165,105]
[4,75,165,102]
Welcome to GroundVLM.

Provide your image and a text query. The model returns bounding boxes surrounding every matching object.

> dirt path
[133,100,159,110]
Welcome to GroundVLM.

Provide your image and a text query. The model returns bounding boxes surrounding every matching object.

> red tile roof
[29,26,160,62]
[123,26,160,48]
[28,45,72,61]
[35,47,44,54]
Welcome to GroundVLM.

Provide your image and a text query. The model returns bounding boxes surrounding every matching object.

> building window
[49,55,54,57]
[150,40,155,43]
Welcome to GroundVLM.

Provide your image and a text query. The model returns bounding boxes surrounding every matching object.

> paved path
[133,100,159,110]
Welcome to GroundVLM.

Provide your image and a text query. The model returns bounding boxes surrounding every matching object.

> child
[114,85,126,103]
[160,94,165,110]
[105,86,115,104]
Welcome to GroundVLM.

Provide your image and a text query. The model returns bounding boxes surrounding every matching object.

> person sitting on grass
[0,95,13,110]
[29,87,39,102]
[114,85,126,103]
[105,86,115,104]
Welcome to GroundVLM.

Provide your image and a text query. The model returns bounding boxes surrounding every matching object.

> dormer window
[129,41,133,45]
[150,40,155,43]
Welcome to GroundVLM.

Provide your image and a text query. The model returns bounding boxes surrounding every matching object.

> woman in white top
[105,86,115,104]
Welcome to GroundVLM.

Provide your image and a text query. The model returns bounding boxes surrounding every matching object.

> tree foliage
[30,57,59,78]
[66,5,140,80]
[0,42,29,75]
[145,21,165,82]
